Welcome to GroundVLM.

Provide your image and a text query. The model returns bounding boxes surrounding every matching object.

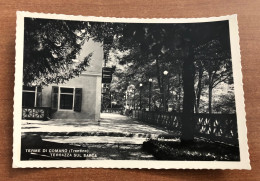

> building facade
[22,39,103,121]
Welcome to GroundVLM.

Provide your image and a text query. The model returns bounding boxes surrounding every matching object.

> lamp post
[148,78,152,111]
[110,92,113,110]
[129,85,136,110]
[163,70,168,112]
[133,88,136,110]
[123,94,126,109]
[139,83,143,110]
[125,91,128,109]
[128,89,133,109]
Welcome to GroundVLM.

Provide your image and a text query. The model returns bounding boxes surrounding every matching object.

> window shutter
[74,88,82,112]
[51,86,59,111]
[36,87,42,107]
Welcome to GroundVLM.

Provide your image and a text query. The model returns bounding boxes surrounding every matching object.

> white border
[13,11,250,169]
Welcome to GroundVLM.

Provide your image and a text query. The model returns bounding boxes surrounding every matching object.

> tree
[23,18,126,87]
[194,59,205,113]
[108,23,186,111]
[214,86,236,113]
[23,18,95,86]
[194,40,233,114]
[103,21,232,142]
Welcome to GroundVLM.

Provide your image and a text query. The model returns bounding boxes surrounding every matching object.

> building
[22,39,103,121]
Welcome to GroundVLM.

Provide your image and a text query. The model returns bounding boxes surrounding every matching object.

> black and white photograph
[13,12,250,169]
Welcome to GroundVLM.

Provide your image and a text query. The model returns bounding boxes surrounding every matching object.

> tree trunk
[195,62,203,113]
[181,45,195,142]
[155,59,164,109]
[209,85,213,114]
[166,75,170,111]
[177,72,181,113]
[208,71,213,114]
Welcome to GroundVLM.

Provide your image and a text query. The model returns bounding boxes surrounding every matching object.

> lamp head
[163,70,168,75]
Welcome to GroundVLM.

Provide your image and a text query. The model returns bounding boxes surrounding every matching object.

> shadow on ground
[21,134,155,160]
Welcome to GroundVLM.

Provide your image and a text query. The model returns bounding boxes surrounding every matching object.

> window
[59,87,74,110]
[52,86,82,112]
[22,86,36,107]
[22,86,42,107]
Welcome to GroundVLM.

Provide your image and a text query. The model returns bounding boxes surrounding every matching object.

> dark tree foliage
[24,18,91,86]
[109,23,186,110]
[194,39,233,114]
[214,92,235,113]
[101,21,232,141]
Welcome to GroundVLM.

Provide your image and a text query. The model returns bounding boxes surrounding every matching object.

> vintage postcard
[13,11,250,169]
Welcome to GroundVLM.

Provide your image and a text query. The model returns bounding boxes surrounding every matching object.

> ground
[22,113,178,160]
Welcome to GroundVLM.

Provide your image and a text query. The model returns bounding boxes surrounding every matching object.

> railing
[132,110,181,130]
[132,110,238,146]
[102,108,123,114]
[22,107,51,121]
[194,113,238,145]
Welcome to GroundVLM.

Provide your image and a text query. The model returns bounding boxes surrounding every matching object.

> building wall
[41,38,103,120]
